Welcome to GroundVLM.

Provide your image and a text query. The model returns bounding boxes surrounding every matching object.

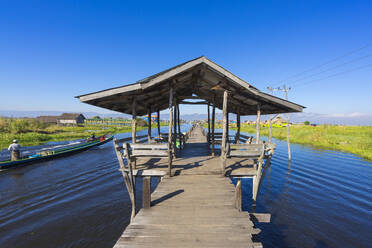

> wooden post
[124,143,136,222]
[211,103,215,156]
[236,111,241,144]
[283,85,292,161]
[268,88,273,144]
[226,111,229,143]
[157,110,161,138]
[177,104,181,148]
[256,104,261,144]
[207,103,210,146]
[173,101,177,155]
[168,86,173,176]
[132,98,137,143]
[142,176,151,209]
[221,91,228,175]
[147,107,151,144]
[132,98,137,169]
[235,178,242,211]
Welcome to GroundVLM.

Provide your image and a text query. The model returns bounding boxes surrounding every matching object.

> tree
[304,121,310,125]
[92,116,101,120]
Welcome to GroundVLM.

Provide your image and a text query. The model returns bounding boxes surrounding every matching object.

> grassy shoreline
[209,124,372,161]
[0,125,143,150]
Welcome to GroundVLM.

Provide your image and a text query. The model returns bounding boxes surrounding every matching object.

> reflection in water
[0,126,371,248]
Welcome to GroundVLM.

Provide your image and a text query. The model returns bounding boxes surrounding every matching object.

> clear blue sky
[1,0,371,116]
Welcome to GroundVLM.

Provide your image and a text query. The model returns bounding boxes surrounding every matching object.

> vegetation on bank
[210,123,372,161]
[0,117,148,150]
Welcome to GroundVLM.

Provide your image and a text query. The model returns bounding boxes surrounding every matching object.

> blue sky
[0,0,371,116]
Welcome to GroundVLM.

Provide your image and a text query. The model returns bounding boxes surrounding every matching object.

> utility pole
[266,87,273,144]
[268,85,292,161]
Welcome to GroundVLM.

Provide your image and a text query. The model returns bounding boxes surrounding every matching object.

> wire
[287,53,372,84]
[275,43,372,87]
[291,63,372,88]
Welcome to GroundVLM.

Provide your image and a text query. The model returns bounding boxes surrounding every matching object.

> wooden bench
[113,139,172,222]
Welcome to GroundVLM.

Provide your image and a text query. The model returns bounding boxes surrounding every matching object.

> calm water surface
[0,125,371,248]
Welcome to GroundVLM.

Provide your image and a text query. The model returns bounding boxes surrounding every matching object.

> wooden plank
[132,150,169,157]
[250,213,271,223]
[142,177,151,209]
[130,143,168,149]
[235,178,242,211]
[131,170,167,177]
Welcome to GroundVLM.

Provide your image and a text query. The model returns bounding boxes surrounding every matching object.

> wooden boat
[0,134,114,169]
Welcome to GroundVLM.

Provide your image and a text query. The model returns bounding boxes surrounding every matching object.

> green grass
[209,124,372,161]
[0,123,143,150]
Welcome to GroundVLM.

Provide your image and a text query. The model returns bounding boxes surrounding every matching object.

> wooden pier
[114,126,270,248]
[76,56,304,247]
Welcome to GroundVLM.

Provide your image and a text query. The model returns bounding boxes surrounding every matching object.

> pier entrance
[114,125,269,248]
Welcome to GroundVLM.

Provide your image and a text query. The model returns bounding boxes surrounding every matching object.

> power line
[275,42,372,87]
[287,53,372,85]
[291,62,372,88]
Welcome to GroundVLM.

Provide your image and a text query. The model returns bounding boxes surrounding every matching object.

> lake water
[0,126,371,248]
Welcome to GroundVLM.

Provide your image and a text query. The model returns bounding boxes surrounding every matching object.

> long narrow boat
[0,134,114,169]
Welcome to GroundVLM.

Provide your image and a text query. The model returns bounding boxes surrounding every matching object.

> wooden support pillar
[132,98,137,169]
[252,160,263,203]
[221,91,228,175]
[226,111,229,143]
[211,103,215,156]
[142,176,151,209]
[177,104,181,148]
[256,104,261,144]
[157,110,161,138]
[207,103,210,146]
[168,86,173,176]
[147,107,151,143]
[124,143,136,222]
[236,111,241,144]
[235,178,242,211]
[173,101,177,155]
[132,98,137,143]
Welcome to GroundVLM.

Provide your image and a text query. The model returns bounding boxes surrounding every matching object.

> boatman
[8,139,21,161]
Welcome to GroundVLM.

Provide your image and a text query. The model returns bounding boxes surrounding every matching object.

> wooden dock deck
[114,127,265,248]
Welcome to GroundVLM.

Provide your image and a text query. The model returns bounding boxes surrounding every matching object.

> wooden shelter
[76,57,305,247]
[76,56,304,157]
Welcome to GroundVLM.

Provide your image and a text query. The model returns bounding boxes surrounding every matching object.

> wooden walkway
[114,127,263,248]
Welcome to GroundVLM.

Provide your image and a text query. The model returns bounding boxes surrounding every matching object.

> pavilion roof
[76,56,305,116]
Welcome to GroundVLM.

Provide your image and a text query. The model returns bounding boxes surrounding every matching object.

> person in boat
[8,139,21,161]
[87,133,96,142]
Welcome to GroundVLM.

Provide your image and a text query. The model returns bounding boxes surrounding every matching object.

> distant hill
[1,110,371,125]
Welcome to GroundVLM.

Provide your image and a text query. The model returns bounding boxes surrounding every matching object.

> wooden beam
[147,107,151,143]
[236,111,240,144]
[235,178,242,211]
[207,103,210,146]
[256,104,261,144]
[132,98,137,144]
[179,100,208,105]
[142,176,151,209]
[168,85,173,176]
[177,104,181,148]
[157,110,161,138]
[212,103,216,156]
[173,100,177,156]
[221,90,228,175]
